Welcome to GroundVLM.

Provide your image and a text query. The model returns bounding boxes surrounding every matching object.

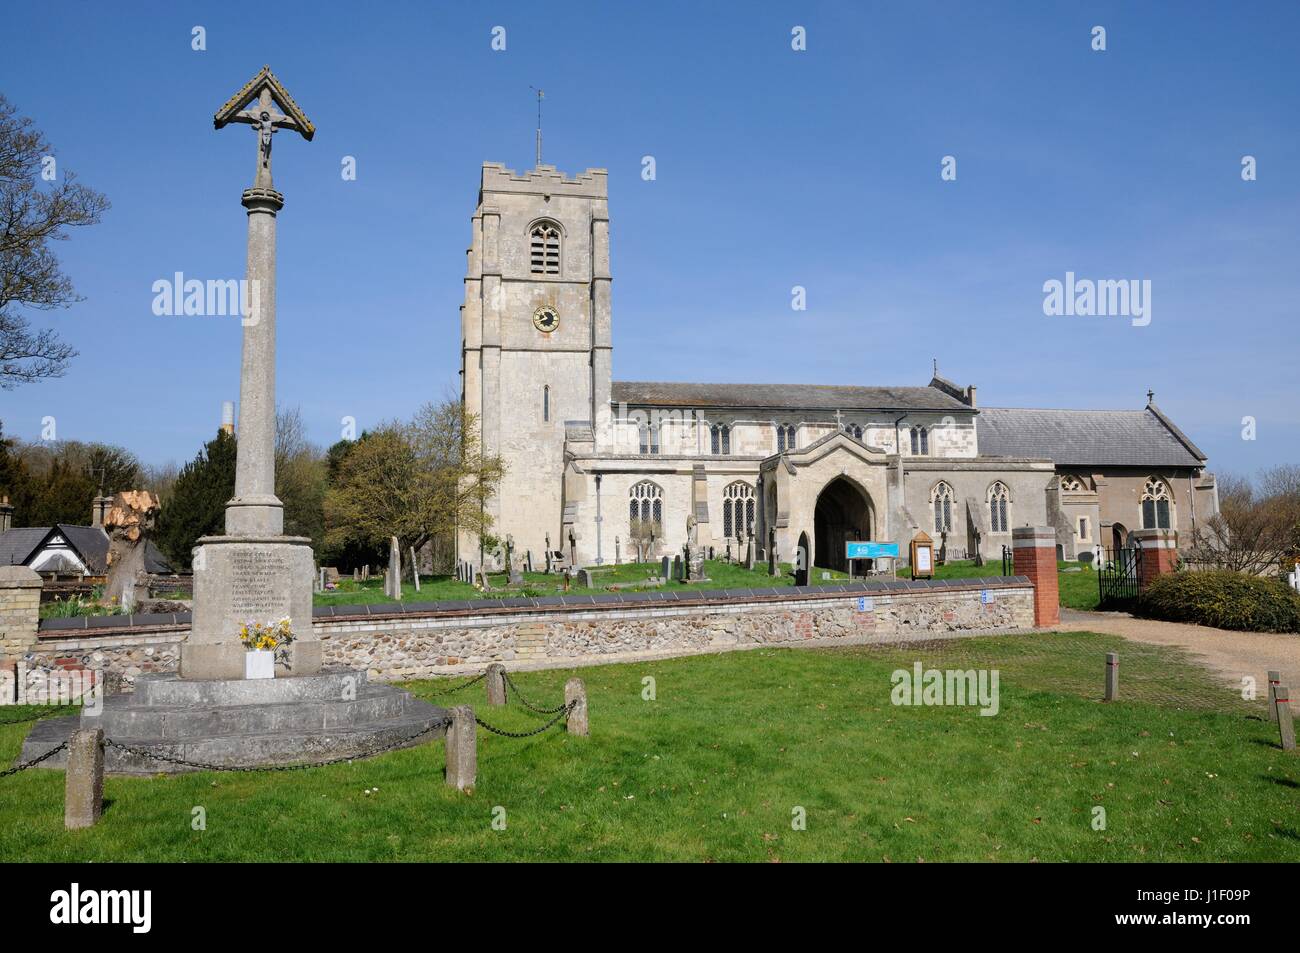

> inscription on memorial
[229,549,292,620]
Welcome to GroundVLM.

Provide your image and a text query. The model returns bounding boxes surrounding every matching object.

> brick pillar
[1012,526,1059,627]
[1132,528,1178,590]
[0,566,42,662]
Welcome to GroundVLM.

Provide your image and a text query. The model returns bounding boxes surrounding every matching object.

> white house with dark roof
[457,162,1217,569]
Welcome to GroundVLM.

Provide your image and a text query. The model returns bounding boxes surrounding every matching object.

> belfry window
[529,221,561,275]
[932,481,954,534]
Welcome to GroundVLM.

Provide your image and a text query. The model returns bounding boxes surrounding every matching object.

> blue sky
[2,0,1297,475]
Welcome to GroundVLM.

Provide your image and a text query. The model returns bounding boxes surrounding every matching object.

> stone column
[1012,526,1059,627]
[1132,528,1178,591]
[226,186,285,536]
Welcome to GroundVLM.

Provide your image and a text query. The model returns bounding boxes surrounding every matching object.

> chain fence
[475,701,576,738]
[0,740,69,778]
[424,671,488,697]
[502,671,570,714]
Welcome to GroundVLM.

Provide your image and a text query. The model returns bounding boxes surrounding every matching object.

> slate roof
[611,381,970,412]
[0,527,47,568]
[977,405,1206,468]
[0,524,173,574]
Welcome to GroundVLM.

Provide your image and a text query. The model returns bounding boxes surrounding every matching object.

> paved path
[1057,608,1299,707]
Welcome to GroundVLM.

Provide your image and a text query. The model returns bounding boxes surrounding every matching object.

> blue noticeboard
[980,589,994,604]
[856,597,875,612]
[846,541,900,560]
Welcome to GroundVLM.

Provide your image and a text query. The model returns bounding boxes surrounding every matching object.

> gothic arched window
[722,482,756,541]
[543,384,549,422]
[529,221,561,275]
[910,426,930,456]
[710,423,731,455]
[988,481,1010,533]
[1059,474,1085,492]
[1140,477,1172,530]
[931,481,954,534]
[846,423,863,440]
[629,481,663,531]
[776,423,797,452]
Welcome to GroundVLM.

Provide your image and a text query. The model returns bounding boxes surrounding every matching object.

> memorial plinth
[183,536,317,679]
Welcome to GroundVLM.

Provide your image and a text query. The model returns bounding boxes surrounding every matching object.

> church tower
[459,163,612,562]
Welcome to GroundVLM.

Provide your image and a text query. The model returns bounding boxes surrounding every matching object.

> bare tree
[0,94,109,387]
[1185,468,1300,576]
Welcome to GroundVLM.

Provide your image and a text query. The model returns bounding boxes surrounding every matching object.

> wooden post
[1104,652,1119,702]
[564,677,588,736]
[1268,670,1281,724]
[444,706,477,790]
[1276,685,1295,751]
[64,728,104,830]
[485,663,507,706]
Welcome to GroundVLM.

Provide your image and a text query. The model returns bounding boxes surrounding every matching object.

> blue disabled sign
[856,596,875,611]
[846,541,899,560]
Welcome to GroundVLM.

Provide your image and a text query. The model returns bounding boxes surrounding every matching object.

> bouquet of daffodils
[238,617,294,658]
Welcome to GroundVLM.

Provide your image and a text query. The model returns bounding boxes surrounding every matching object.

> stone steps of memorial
[16,673,448,776]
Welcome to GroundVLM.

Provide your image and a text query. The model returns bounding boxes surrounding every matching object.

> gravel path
[1057,608,1299,709]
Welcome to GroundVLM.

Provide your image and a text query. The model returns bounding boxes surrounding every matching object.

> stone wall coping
[36,576,1031,637]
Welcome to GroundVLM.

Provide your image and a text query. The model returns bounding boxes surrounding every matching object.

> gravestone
[184,74,319,679]
[526,550,534,573]
[673,555,682,581]
[661,555,671,580]
[578,568,594,589]
[614,537,621,565]
[769,529,780,577]
[745,532,755,571]
[385,537,402,600]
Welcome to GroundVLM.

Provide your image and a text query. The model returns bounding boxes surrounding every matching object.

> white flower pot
[245,649,275,680]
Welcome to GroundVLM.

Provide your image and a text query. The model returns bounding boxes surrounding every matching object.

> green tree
[275,407,327,549]
[10,439,140,526]
[156,430,237,570]
[324,400,502,560]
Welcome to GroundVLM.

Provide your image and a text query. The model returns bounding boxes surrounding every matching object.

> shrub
[1136,570,1300,633]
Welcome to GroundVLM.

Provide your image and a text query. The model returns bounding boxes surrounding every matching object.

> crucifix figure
[240,89,290,188]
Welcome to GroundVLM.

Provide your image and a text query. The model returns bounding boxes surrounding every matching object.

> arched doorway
[1111,522,1129,553]
[814,477,874,573]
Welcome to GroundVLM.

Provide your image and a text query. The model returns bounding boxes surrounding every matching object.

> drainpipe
[594,473,603,565]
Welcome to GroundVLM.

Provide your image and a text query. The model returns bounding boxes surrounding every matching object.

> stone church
[457,163,1219,571]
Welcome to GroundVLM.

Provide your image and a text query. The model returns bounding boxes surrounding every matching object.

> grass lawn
[902,559,1101,611]
[2,631,1295,862]
[313,558,842,606]
[314,558,1098,611]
